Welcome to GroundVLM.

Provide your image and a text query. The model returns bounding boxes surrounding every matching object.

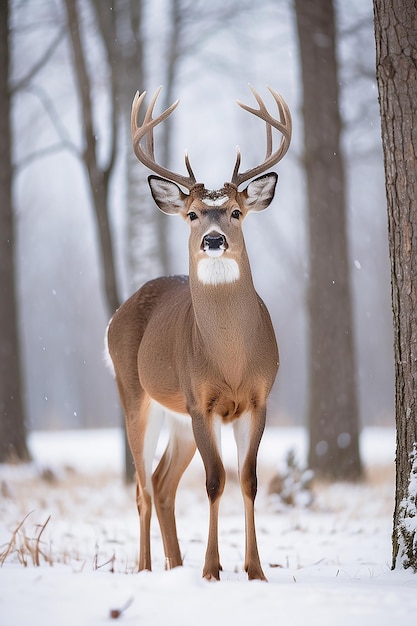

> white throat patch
[197,257,240,285]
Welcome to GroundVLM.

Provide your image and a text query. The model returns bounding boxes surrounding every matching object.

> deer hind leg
[233,409,267,581]
[152,411,196,570]
[191,413,225,580]
[121,391,164,572]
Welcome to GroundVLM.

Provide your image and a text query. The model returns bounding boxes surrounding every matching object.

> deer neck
[189,250,261,370]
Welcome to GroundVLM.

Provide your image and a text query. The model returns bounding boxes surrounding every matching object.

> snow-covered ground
[1,426,416,626]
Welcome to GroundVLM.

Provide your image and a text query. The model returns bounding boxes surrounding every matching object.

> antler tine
[143,87,161,161]
[131,87,197,190]
[231,146,242,184]
[231,85,292,188]
[265,122,273,160]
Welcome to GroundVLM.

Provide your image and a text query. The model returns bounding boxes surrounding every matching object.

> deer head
[131,86,292,286]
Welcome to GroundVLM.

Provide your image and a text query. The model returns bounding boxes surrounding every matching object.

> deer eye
[187,211,198,221]
[231,209,242,220]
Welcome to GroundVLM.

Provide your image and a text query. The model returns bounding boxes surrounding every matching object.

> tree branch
[91,0,119,179]
[24,84,78,147]
[64,0,98,180]
[10,24,66,95]
[12,84,80,173]
[14,141,80,175]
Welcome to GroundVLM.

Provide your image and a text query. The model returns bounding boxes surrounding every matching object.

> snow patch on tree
[397,444,417,570]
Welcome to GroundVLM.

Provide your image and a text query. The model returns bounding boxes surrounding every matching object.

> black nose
[203,232,227,250]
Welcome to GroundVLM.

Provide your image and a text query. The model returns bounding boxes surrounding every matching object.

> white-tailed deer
[107,86,291,580]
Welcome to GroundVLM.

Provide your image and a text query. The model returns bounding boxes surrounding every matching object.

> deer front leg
[233,409,267,581]
[191,412,225,580]
[241,460,266,581]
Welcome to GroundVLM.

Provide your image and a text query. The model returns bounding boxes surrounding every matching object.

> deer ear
[240,172,278,212]
[148,175,188,214]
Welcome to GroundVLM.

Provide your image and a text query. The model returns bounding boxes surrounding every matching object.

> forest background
[4,0,392,438]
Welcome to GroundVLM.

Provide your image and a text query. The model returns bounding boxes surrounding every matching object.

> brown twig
[109,596,134,620]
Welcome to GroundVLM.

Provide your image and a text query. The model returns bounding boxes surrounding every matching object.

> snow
[396,444,417,568]
[1,426,416,625]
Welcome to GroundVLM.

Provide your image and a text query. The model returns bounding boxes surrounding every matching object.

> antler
[131,86,197,190]
[131,85,291,191]
[231,85,292,188]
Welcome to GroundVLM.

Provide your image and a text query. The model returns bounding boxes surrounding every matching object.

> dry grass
[0,456,395,571]
[0,512,52,567]
[0,464,139,572]
[365,462,395,486]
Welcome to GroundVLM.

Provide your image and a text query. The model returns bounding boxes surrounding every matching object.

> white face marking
[205,248,224,258]
[197,257,240,285]
[203,195,229,207]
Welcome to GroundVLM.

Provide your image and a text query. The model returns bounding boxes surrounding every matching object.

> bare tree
[64,0,121,315]
[0,0,31,462]
[373,0,417,570]
[294,0,362,480]
[64,0,141,480]
[97,0,149,478]
[112,0,166,290]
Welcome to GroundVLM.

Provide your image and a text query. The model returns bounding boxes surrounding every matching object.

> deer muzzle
[202,231,228,257]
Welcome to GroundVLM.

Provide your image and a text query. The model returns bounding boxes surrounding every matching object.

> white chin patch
[197,257,240,285]
[205,248,224,258]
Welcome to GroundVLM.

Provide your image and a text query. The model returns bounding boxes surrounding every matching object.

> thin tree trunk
[65,0,120,316]
[66,1,138,480]
[115,0,167,292]
[294,0,362,480]
[373,0,417,570]
[0,0,31,462]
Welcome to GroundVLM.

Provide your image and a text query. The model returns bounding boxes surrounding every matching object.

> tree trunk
[114,0,168,292]
[65,0,121,316]
[0,0,31,462]
[294,0,362,480]
[66,0,137,480]
[373,0,417,570]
